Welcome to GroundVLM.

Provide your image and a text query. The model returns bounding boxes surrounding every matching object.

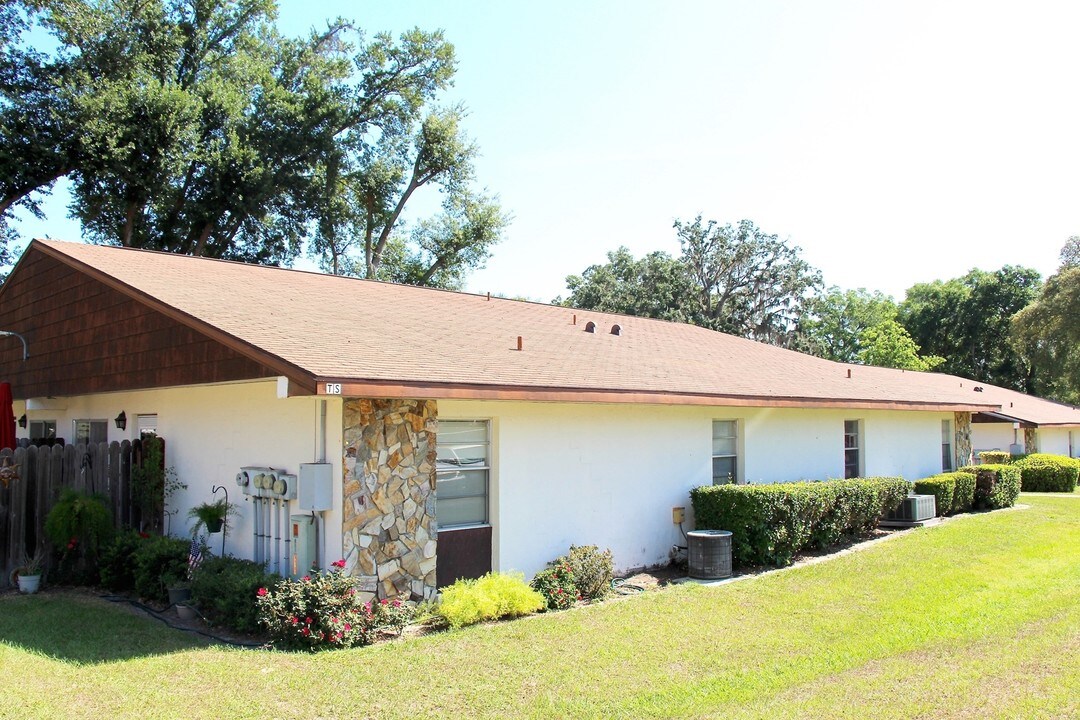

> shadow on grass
[0,590,214,664]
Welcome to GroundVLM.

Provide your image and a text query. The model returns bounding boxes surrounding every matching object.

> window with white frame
[137,414,158,438]
[844,420,862,479]
[29,419,56,440]
[712,419,738,485]
[941,419,953,471]
[435,420,490,528]
[73,419,108,445]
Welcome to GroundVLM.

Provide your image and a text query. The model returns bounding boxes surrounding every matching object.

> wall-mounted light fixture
[18,414,27,429]
[115,411,127,430]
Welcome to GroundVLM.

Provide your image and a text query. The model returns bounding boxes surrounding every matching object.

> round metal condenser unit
[687,530,733,580]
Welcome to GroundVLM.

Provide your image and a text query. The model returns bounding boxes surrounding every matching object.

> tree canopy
[1011,242,1080,404]
[560,217,821,347]
[857,319,944,372]
[898,266,1042,391]
[798,287,898,363]
[0,0,505,286]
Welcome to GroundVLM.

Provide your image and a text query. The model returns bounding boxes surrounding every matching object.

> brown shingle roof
[25,239,1080,422]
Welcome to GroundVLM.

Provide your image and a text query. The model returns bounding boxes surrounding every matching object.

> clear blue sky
[12,1,1080,302]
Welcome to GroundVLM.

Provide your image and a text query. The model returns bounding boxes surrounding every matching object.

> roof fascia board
[34,240,317,394]
[312,378,1000,412]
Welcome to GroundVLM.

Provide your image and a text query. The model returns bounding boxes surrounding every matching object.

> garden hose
[99,593,265,649]
[609,577,646,595]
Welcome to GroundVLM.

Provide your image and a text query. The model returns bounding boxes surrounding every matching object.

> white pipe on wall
[252,497,262,565]
[272,499,281,575]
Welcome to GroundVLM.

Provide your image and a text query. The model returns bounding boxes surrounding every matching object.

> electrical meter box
[298,463,333,511]
[289,514,318,579]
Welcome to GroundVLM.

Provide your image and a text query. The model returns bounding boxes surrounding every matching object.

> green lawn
[1,494,1077,719]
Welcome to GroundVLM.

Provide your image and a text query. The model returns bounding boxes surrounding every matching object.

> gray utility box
[298,463,333,511]
[887,494,937,522]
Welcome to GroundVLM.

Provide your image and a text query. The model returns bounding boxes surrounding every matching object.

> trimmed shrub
[690,477,908,567]
[437,572,545,629]
[950,472,976,513]
[1011,454,1080,493]
[531,563,578,610]
[190,555,281,633]
[132,535,191,604]
[958,463,1021,510]
[978,451,1011,465]
[554,544,614,601]
[913,475,956,517]
[256,560,379,651]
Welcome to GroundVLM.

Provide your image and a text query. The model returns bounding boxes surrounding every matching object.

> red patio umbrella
[0,382,16,451]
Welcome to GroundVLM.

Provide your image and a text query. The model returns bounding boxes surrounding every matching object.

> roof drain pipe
[272,497,282,576]
[315,398,328,569]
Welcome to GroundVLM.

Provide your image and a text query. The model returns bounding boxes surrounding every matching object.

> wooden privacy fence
[0,439,155,588]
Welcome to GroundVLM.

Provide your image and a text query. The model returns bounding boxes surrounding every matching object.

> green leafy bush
[256,560,379,651]
[530,563,578,610]
[951,471,976,513]
[690,477,908,567]
[190,555,280,634]
[978,451,1011,465]
[370,597,416,636]
[913,475,956,517]
[958,463,1021,510]
[1010,454,1080,493]
[132,535,191,604]
[437,572,545,629]
[44,489,115,585]
[553,544,614,601]
[99,529,152,594]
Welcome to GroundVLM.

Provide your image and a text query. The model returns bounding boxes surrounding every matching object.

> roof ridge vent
[610,324,621,336]
[584,321,595,333]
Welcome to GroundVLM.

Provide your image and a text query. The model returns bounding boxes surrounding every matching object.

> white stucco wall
[14,380,343,571]
[972,423,1021,455]
[439,399,952,578]
[1037,428,1077,457]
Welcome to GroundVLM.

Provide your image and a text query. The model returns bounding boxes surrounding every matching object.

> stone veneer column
[1024,427,1038,454]
[342,398,438,602]
[954,412,972,469]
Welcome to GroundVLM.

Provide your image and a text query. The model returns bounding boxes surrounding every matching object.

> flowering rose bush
[256,560,418,651]
[530,563,579,611]
[256,560,379,651]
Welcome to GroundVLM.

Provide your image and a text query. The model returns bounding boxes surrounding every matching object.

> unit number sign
[324,383,342,394]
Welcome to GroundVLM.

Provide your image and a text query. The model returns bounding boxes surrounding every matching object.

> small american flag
[187,536,203,579]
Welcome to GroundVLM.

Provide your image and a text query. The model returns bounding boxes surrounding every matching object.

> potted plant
[188,498,236,536]
[10,546,46,594]
[162,569,192,606]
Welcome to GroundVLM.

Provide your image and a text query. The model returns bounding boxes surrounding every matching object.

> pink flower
[305,617,312,624]
[391,599,401,608]
[302,575,311,582]
[302,627,310,636]
[290,617,298,625]
[256,587,268,597]
[344,623,351,631]
[380,598,388,605]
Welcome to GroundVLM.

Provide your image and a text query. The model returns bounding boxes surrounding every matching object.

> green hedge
[951,472,976,513]
[689,477,908,567]
[957,464,1021,510]
[190,555,281,634]
[913,472,978,515]
[1010,454,1080,493]
[912,475,954,517]
[978,451,1011,465]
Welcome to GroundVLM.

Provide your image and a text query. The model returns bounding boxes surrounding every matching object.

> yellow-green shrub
[437,572,545,629]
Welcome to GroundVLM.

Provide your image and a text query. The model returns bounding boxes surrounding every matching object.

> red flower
[256,587,268,597]
[305,617,312,624]
[302,627,310,636]
[331,559,346,569]
[380,598,388,605]
[344,623,351,631]
[392,599,401,608]
[290,617,298,625]
[138,532,150,539]
[302,575,311,582]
